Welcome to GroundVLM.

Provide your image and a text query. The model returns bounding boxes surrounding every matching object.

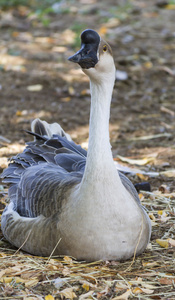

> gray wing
[2,133,86,218]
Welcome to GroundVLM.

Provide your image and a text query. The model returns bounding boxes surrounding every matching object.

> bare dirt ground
[0,1,175,299]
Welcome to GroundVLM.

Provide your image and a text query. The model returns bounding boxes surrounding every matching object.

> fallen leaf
[80,89,90,96]
[0,276,25,284]
[45,295,55,300]
[168,238,175,247]
[156,239,169,248]
[139,287,154,294]
[112,289,131,300]
[136,173,148,181]
[117,155,154,166]
[62,267,70,276]
[25,278,39,288]
[68,86,75,95]
[138,193,144,200]
[143,61,153,69]
[59,287,76,300]
[80,274,97,284]
[27,84,43,92]
[61,97,71,102]
[82,282,90,291]
[160,169,175,177]
[79,291,94,300]
[159,211,170,223]
[132,287,143,294]
[159,278,174,285]
[142,261,159,267]
[132,286,154,294]
[149,213,156,221]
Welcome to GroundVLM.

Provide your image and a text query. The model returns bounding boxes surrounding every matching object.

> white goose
[1,29,151,261]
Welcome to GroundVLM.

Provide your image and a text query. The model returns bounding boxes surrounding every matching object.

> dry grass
[0,187,175,300]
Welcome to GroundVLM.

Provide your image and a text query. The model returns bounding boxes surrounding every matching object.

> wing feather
[1,126,86,219]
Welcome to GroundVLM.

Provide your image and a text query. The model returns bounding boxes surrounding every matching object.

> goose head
[68,29,116,83]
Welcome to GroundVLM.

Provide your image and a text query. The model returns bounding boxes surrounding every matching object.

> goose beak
[68,29,100,69]
[68,44,98,69]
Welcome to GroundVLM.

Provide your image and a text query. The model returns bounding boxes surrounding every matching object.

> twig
[13,229,32,255]
[46,238,62,263]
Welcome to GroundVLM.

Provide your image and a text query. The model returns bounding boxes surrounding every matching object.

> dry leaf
[63,256,73,263]
[82,282,90,291]
[158,210,165,216]
[139,287,154,294]
[79,291,94,300]
[117,155,154,166]
[143,61,153,69]
[136,173,148,181]
[160,169,175,177]
[159,278,174,285]
[159,211,170,223]
[45,295,55,300]
[62,266,70,276]
[142,261,159,267]
[112,289,131,300]
[68,86,75,96]
[25,278,39,288]
[61,97,71,102]
[156,239,169,248]
[81,89,90,96]
[168,238,175,247]
[132,287,143,294]
[0,276,25,284]
[149,213,156,221]
[27,84,43,92]
[80,274,97,284]
[59,287,76,300]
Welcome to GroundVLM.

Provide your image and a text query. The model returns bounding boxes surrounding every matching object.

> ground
[0,0,175,299]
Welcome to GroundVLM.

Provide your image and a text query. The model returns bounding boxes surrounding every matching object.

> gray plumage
[1,29,151,260]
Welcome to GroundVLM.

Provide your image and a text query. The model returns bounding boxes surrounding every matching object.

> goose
[1,29,151,261]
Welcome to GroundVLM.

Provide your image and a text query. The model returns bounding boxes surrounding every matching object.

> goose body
[1,29,151,261]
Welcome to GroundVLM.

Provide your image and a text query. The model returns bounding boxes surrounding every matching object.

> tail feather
[31,118,72,141]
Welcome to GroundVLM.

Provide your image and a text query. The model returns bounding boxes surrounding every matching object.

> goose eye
[103,45,107,52]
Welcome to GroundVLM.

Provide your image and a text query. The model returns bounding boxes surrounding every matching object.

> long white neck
[80,66,120,187]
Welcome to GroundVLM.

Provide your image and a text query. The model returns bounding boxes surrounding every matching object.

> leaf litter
[0,186,175,299]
